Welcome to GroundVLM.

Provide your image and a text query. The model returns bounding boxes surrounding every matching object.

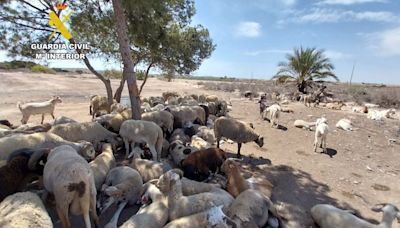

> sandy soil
[0,71,399,228]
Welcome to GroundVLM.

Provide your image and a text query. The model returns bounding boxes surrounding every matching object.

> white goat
[18,96,62,124]
[314,117,329,153]
[262,104,281,128]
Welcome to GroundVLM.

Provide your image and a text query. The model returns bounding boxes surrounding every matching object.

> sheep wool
[214,117,259,144]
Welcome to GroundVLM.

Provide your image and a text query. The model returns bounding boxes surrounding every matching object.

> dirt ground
[1,71,399,228]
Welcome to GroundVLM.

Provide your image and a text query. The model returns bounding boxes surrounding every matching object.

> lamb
[214,117,264,157]
[115,183,169,228]
[314,117,329,153]
[99,166,143,213]
[311,203,400,228]
[368,109,396,121]
[0,192,53,227]
[0,132,96,161]
[48,122,120,151]
[53,116,78,125]
[195,126,215,144]
[0,148,48,201]
[227,189,280,228]
[89,143,116,191]
[141,110,174,134]
[119,120,164,160]
[181,148,226,181]
[126,153,172,183]
[262,104,282,128]
[221,159,273,199]
[164,205,236,228]
[43,145,99,228]
[18,96,62,124]
[166,172,233,221]
[89,95,111,118]
[294,120,316,131]
[190,135,212,151]
[336,118,353,131]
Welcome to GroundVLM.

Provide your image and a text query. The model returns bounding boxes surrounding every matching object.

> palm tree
[272,47,339,93]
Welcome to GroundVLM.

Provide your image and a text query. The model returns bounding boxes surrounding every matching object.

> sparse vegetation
[103,69,123,79]
[0,60,36,70]
[30,65,56,74]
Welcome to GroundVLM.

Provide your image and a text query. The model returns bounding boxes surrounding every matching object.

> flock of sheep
[0,88,399,228]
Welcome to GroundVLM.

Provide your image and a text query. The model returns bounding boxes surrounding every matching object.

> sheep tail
[68,181,86,197]
[17,102,22,111]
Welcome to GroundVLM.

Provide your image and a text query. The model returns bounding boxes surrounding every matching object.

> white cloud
[235,21,262,38]
[286,8,399,24]
[365,27,400,56]
[319,0,387,5]
[244,49,290,56]
[324,50,352,59]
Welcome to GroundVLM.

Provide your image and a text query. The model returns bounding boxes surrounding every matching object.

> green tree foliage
[272,47,338,93]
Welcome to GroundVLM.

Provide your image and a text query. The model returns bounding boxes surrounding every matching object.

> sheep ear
[105,186,122,197]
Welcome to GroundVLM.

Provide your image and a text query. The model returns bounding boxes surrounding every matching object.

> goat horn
[28,148,50,170]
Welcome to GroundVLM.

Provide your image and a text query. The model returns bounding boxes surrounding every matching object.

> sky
[1,0,400,84]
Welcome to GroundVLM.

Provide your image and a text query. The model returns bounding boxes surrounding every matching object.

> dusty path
[1,71,399,227]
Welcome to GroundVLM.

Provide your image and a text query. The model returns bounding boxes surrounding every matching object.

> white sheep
[141,110,174,134]
[164,205,235,228]
[99,166,143,214]
[314,117,329,153]
[262,104,282,128]
[169,140,193,167]
[311,203,400,228]
[126,152,172,183]
[119,120,164,160]
[0,192,53,228]
[166,105,206,128]
[352,106,368,114]
[195,126,215,144]
[336,118,353,131]
[18,96,62,124]
[43,145,99,228]
[293,120,316,131]
[214,117,264,158]
[89,143,116,191]
[166,172,233,221]
[48,122,120,151]
[190,135,212,151]
[368,109,396,121]
[0,132,96,161]
[227,189,280,228]
[53,116,78,125]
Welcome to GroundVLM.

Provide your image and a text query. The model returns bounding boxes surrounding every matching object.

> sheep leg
[313,137,318,153]
[124,139,130,158]
[51,113,55,119]
[237,143,242,158]
[217,138,220,148]
[149,145,158,161]
[90,194,99,228]
[81,199,91,228]
[41,114,44,124]
[56,203,70,228]
[89,105,92,115]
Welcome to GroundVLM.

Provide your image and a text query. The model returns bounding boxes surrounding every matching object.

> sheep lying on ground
[311,203,400,228]
[99,166,143,213]
[368,109,396,121]
[182,148,226,181]
[141,110,174,134]
[314,117,329,153]
[262,104,282,128]
[53,116,78,125]
[326,102,344,110]
[0,132,96,161]
[222,159,273,199]
[49,122,120,151]
[0,148,48,201]
[43,145,99,228]
[0,192,53,228]
[0,120,13,129]
[166,172,233,220]
[195,126,215,144]
[190,135,212,151]
[89,143,116,191]
[119,120,163,160]
[116,183,169,228]
[336,119,353,131]
[164,205,235,228]
[157,169,221,196]
[294,120,316,131]
[169,128,191,144]
[126,151,172,183]
[215,117,264,157]
[14,123,52,132]
[18,96,62,124]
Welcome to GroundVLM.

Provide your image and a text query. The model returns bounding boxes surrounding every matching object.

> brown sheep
[181,148,226,181]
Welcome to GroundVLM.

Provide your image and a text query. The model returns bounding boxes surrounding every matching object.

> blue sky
[191,0,400,84]
[1,0,399,84]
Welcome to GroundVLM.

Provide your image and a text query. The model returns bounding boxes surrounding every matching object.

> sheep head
[156,169,183,193]
[51,96,62,104]
[255,136,264,148]
[77,141,96,160]
[371,203,400,223]
[27,148,50,173]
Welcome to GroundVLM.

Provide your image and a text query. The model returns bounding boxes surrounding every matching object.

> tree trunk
[139,62,154,95]
[113,77,126,102]
[112,0,141,120]
[298,81,307,94]
[70,38,113,112]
